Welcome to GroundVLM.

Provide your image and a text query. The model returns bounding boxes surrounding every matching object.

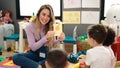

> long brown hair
[33,4,55,48]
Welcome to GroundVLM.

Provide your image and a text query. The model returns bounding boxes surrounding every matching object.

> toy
[78,34,88,42]
[2,10,12,24]
[79,62,85,68]
[0,44,2,55]
[0,19,3,25]
[0,57,5,62]
[0,44,2,51]
[79,54,86,59]
[101,4,120,37]
[11,45,15,52]
[67,52,79,63]
[0,10,2,17]
[0,10,2,21]
[77,51,82,56]
[77,40,91,52]
[24,17,30,22]
[72,62,85,68]
[73,25,78,41]
[29,12,35,22]
[101,4,120,61]
[0,10,3,25]
[54,20,62,37]
[72,63,79,68]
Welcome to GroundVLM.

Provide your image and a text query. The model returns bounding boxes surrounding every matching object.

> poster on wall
[63,11,80,24]
[63,0,81,9]
[81,11,100,24]
[82,0,100,8]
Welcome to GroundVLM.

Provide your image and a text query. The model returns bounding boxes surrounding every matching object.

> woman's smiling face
[39,8,50,25]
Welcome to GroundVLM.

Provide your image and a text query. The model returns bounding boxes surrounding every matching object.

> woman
[12,4,65,68]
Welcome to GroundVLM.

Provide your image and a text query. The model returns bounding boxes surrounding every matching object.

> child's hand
[58,32,65,41]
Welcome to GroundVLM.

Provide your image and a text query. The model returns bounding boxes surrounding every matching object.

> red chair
[111,37,120,61]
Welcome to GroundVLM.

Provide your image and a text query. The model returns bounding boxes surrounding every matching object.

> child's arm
[79,62,90,68]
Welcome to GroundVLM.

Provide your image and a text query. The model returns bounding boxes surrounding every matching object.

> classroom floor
[0,40,120,68]
[0,50,120,68]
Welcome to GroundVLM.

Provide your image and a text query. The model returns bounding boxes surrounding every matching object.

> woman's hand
[46,31,55,39]
[58,32,65,41]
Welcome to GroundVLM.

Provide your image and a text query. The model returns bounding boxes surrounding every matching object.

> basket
[76,40,91,52]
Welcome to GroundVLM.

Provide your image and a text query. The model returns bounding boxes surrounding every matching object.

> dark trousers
[12,46,48,68]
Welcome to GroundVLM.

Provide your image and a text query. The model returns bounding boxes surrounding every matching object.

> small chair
[4,34,19,51]
[3,24,19,52]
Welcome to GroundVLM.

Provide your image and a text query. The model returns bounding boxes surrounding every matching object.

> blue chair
[3,24,19,51]
[63,36,76,44]
[63,36,77,54]
[4,34,19,51]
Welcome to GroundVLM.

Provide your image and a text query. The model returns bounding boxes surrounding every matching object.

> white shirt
[85,45,116,68]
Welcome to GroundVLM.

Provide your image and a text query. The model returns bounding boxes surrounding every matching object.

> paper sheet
[63,11,80,24]
[53,23,62,36]
[81,11,100,24]
[82,0,100,8]
[63,0,81,8]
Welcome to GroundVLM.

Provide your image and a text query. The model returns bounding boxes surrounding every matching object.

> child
[103,26,116,68]
[85,24,115,68]
[2,10,12,24]
[45,48,69,68]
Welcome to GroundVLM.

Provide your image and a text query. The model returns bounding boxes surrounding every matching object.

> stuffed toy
[2,10,12,24]
[102,4,120,37]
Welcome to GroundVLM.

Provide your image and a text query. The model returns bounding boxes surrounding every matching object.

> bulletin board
[63,0,101,24]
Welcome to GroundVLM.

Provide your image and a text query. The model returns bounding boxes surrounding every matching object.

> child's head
[46,48,68,68]
[87,24,107,47]
[2,10,12,18]
[103,26,115,46]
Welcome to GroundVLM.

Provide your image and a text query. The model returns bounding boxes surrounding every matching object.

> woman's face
[39,8,50,25]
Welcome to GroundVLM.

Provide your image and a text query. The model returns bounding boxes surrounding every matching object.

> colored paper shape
[54,23,62,36]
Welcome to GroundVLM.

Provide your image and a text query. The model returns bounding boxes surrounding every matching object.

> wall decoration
[63,11,80,24]
[63,0,81,9]
[81,11,100,24]
[82,0,100,8]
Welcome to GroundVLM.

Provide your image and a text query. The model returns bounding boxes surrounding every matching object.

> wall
[0,0,100,36]
[0,0,20,34]
[62,0,101,36]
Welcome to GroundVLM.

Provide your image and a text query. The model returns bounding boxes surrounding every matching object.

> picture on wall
[81,11,100,24]
[63,0,81,9]
[82,0,100,8]
[63,11,80,24]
